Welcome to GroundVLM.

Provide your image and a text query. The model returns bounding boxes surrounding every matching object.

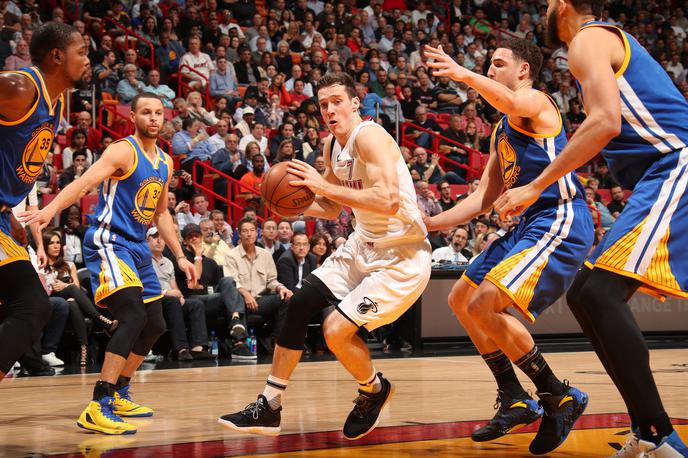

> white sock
[358,370,382,394]
[262,375,289,409]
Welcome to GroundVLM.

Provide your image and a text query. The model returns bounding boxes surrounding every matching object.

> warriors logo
[131,177,164,224]
[497,133,521,189]
[16,123,53,183]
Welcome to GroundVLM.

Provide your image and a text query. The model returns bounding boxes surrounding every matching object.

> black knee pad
[277,274,338,350]
[103,287,148,358]
[132,299,166,356]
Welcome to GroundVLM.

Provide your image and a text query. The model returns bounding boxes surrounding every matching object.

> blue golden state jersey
[88,136,170,242]
[0,66,63,207]
[579,21,688,189]
[492,101,585,210]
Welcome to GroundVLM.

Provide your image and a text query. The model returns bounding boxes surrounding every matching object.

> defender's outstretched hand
[425,45,472,82]
[18,206,56,231]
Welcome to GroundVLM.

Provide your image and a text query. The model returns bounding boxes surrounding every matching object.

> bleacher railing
[177,64,212,108]
[102,17,156,69]
[191,160,269,226]
[400,121,484,181]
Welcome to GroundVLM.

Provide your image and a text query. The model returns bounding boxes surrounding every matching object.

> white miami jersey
[330,120,427,244]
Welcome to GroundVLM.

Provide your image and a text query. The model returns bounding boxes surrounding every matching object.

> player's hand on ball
[287,160,328,196]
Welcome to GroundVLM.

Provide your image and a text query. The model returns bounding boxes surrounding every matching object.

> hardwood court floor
[0,349,686,457]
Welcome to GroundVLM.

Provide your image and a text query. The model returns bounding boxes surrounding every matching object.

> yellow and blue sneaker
[77,396,137,435]
[113,385,154,417]
[529,381,588,455]
[472,390,543,442]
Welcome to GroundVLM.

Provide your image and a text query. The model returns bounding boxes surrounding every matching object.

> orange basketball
[260,161,315,217]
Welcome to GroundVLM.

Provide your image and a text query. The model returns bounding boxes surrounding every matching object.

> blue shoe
[638,430,688,457]
[471,391,543,442]
[529,381,588,455]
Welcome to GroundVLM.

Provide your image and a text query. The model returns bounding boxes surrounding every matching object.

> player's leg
[77,287,148,435]
[0,260,52,381]
[566,265,638,423]
[111,295,165,419]
[571,268,686,452]
[327,239,431,440]
[450,277,539,442]
[471,201,594,454]
[217,274,337,436]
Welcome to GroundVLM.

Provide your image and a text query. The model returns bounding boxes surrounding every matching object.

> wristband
[194,256,202,261]
[176,255,186,261]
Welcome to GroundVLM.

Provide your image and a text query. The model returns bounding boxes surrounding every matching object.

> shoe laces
[100,398,124,423]
[351,392,375,418]
[243,399,266,420]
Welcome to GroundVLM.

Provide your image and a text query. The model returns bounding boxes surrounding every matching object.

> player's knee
[569,276,600,314]
[465,292,491,323]
[322,311,357,349]
[277,276,332,350]
[448,282,470,317]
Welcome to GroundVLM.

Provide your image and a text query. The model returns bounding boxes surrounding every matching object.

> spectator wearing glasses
[437,179,456,211]
[116,63,145,104]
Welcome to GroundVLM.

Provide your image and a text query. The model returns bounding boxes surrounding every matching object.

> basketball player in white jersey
[218,72,431,439]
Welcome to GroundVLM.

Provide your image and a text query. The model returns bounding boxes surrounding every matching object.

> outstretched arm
[20,141,134,229]
[424,142,504,231]
[424,45,549,119]
[494,28,622,218]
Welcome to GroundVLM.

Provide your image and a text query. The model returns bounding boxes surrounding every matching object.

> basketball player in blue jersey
[23,93,197,435]
[0,23,89,382]
[495,1,688,456]
[423,39,594,455]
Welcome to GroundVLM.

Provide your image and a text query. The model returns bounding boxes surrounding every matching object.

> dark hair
[500,38,543,80]
[131,92,163,111]
[309,233,332,261]
[182,117,196,131]
[570,0,605,16]
[30,22,78,65]
[244,205,257,214]
[238,217,257,232]
[70,128,88,148]
[315,72,356,99]
[42,230,70,279]
[192,192,208,202]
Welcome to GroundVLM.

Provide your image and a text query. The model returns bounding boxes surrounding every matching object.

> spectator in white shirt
[238,121,269,154]
[432,227,470,263]
[180,36,215,90]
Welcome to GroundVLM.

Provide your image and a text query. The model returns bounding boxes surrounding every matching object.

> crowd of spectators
[4,0,686,372]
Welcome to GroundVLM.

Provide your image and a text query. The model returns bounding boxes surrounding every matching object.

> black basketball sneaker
[218,394,282,436]
[342,373,395,440]
[471,390,543,442]
[529,381,589,455]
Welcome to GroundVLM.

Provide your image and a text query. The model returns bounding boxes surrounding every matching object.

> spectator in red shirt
[66,111,102,153]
